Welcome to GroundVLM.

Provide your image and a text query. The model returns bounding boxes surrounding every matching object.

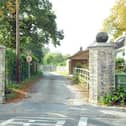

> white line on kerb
[78,117,88,126]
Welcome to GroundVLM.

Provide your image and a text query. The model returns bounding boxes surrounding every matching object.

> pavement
[0,72,125,126]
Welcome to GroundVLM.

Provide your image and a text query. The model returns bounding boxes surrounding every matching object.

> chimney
[80,46,83,51]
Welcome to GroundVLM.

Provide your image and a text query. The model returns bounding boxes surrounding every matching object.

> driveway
[0,72,126,126]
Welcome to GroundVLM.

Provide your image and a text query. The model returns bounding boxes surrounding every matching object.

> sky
[48,0,115,55]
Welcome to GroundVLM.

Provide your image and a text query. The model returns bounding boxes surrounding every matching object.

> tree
[16,0,20,83]
[43,52,68,66]
[0,0,64,58]
[102,0,126,39]
[0,0,64,83]
[0,0,16,48]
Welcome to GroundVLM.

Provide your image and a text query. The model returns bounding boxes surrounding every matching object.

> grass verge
[5,72,42,103]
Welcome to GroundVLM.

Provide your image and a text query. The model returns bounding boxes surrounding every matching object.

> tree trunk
[16,0,20,83]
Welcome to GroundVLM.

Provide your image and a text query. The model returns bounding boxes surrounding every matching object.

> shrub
[75,63,88,69]
[115,58,125,72]
[7,83,21,89]
[6,48,39,84]
[72,72,80,84]
[75,63,83,68]
[100,87,126,106]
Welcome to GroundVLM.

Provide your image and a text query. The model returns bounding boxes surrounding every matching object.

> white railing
[74,67,89,85]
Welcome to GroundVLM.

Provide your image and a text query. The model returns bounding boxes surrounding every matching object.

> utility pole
[16,0,20,83]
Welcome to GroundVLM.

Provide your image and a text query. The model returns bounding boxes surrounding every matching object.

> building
[68,48,89,74]
[115,33,126,59]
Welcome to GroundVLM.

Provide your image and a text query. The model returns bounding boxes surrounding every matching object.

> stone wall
[89,43,115,103]
[0,46,5,103]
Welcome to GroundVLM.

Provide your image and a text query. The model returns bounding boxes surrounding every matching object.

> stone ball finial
[96,32,108,43]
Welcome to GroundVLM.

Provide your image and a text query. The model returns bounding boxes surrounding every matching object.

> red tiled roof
[69,50,89,60]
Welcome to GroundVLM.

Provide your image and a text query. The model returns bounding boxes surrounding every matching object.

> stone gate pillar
[0,46,6,103]
[88,32,115,104]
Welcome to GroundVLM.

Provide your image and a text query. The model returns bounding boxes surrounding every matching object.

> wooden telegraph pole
[16,0,20,83]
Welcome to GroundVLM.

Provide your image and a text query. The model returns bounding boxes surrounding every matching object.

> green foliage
[6,48,16,83]
[6,71,42,101]
[116,58,125,64]
[0,0,64,62]
[100,87,126,106]
[6,91,17,100]
[72,72,80,84]
[75,63,88,69]
[115,73,126,89]
[115,58,125,72]
[102,0,126,38]
[7,71,42,89]
[6,48,39,84]
[43,52,68,66]
[75,63,83,68]
[7,83,20,89]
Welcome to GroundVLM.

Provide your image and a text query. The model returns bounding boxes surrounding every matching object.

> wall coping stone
[88,41,114,48]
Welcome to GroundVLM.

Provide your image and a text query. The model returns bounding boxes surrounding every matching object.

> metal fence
[5,49,39,85]
[74,67,89,85]
[115,73,126,88]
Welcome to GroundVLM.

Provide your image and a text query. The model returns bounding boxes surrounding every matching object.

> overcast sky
[48,0,115,55]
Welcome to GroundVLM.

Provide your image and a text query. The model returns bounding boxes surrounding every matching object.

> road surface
[0,72,126,126]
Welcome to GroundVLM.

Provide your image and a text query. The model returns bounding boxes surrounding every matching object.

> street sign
[26,55,32,63]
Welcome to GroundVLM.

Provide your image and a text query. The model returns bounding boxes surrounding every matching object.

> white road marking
[23,123,31,126]
[22,116,63,119]
[56,120,66,126]
[0,116,66,126]
[1,119,14,126]
[14,118,58,123]
[28,120,36,123]
[78,117,88,126]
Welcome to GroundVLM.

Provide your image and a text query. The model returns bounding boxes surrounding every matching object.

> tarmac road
[0,72,126,126]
